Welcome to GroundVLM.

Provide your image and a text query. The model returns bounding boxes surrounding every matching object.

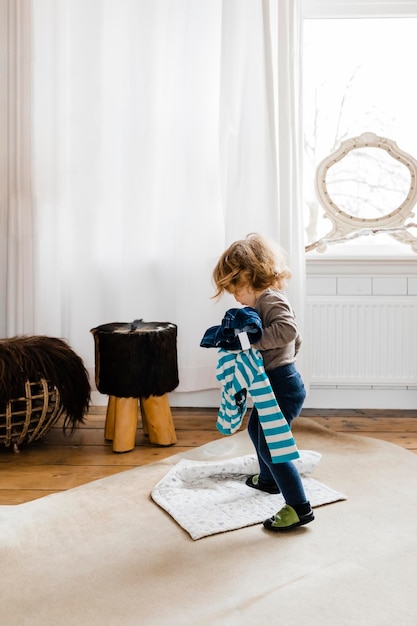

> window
[303,2,417,255]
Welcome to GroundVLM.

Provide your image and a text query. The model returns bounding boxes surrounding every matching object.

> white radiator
[306,296,417,386]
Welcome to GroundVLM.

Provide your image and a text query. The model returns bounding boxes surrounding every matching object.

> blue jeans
[247,363,308,505]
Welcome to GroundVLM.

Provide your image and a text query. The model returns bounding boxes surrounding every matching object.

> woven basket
[0,378,65,452]
[0,335,91,452]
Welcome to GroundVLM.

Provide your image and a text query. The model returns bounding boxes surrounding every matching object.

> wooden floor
[1,407,416,505]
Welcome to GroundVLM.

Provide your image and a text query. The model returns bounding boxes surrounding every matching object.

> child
[212,233,313,531]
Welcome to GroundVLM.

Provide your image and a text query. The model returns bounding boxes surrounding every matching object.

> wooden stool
[103,394,177,452]
[90,320,179,453]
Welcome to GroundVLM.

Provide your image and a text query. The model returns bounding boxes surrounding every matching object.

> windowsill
[306,236,416,257]
[306,247,416,259]
[306,245,417,274]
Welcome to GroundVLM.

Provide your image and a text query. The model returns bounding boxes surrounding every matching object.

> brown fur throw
[91,321,179,398]
[0,336,90,432]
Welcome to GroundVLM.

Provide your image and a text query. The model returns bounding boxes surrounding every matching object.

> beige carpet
[1,418,417,626]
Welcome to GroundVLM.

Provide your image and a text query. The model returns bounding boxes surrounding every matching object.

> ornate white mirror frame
[306,132,417,253]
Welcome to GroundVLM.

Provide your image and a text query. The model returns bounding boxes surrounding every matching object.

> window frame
[302,0,417,259]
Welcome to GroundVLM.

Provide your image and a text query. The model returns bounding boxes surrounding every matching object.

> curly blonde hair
[212,233,292,298]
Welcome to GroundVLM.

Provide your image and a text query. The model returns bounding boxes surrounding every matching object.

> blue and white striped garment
[215,348,300,463]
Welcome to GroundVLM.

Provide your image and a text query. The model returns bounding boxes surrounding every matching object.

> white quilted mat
[151,450,346,540]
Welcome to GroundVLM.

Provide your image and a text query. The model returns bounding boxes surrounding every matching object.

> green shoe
[263,504,314,532]
[246,474,280,494]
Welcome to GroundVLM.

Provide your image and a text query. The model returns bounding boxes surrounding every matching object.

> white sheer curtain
[0,0,34,338]
[3,0,305,406]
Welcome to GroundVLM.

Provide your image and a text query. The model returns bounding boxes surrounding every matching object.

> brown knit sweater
[253,288,301,371]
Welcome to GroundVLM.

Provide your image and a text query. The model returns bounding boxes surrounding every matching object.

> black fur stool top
[90,320,179,453]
